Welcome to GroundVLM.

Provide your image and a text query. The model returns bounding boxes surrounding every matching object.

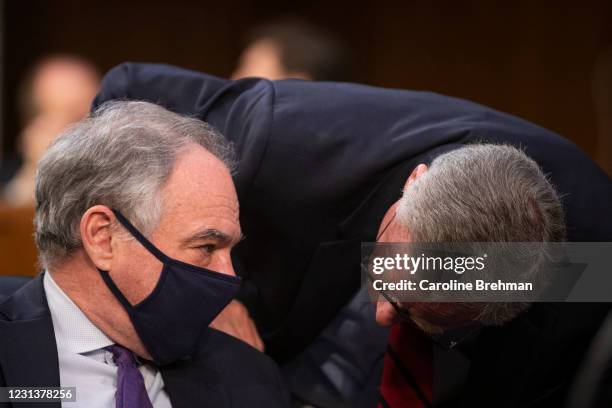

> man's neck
[49,252,150,359]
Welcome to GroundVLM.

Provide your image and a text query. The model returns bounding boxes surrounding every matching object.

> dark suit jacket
[94,62,612,356]
[444,302,610,407]
[0,276,29,298]
[0,274,290,408]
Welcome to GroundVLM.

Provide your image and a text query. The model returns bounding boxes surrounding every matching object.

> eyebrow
[182,229,245,246]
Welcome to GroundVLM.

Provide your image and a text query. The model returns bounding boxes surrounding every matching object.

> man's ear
[404,163,428,190]
[80,205,116,271]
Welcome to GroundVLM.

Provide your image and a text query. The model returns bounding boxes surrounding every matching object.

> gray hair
[35,100,235,269]
[397,144,565,326]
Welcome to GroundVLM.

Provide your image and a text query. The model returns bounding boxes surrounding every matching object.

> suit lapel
[0,274,60,408]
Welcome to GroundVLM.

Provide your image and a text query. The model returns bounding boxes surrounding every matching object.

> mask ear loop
[97,209,169,309]
[112,209,170,264]
[98,266,166,364]
[98,267,135,310]
[112,209,241,286]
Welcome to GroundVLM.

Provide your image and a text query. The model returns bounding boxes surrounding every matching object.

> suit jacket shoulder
[161,328,290,407]
[0,274,61,408]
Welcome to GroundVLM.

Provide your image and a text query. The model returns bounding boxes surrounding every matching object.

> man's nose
[213,252,237,277]
[376,301,399,326]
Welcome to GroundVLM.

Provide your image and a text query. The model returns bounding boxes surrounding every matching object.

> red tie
[379,323,433,408]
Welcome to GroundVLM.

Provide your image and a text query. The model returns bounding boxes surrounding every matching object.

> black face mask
[98,209,242,366]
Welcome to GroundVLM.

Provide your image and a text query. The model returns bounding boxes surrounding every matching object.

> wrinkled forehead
[160,145,239,220]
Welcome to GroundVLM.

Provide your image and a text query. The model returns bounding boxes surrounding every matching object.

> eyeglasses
[376,211,396,241]
[370,210,412,320]
[367,272,413,321]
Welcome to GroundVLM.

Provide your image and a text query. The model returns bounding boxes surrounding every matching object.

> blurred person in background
[592,48,612,177]
[231,18,351,81]
[0,55,100,207]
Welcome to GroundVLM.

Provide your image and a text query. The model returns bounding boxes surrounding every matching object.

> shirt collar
[44,271,114,354]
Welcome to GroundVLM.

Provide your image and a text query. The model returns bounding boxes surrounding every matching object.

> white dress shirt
[44,272,173,408]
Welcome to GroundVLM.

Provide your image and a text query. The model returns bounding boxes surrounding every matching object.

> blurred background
[1,0,612,275]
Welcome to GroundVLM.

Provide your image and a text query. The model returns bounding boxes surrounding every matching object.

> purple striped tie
[106,344,154,408]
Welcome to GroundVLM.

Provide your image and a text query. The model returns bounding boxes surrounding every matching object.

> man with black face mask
[0,100,290,407]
